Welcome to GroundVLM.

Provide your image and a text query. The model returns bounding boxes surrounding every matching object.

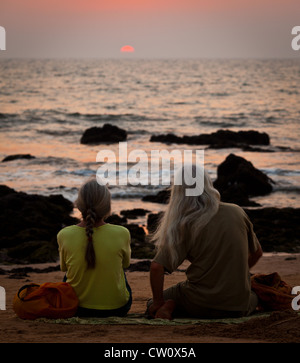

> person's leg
[246,290,259,316]
[154,300,176,319]
[146,282,187,318]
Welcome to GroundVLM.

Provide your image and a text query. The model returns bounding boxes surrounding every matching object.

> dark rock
[2,154,36,162]
[123,224,156,259]
[120,208,150,219]
[150,129,270,148]
[142,188,171,204]
[218,184,261,207]
[0,185,79,263]
[80,123,127,144]
[7,265,60,275]
[150,133,183,144]
[7,240,58,264]
[123,224,146,243]
[126,260,151,272]
[105,214,128,225]
[244,208,300,253]
[106,215,156,259]
[213,154,274,206]
[0,185,17,198]
[147,212,164,234]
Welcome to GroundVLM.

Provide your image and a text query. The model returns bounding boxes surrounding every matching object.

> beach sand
[0,254,299,343]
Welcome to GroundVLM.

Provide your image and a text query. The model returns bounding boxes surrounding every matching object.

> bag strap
[17,284,40,301]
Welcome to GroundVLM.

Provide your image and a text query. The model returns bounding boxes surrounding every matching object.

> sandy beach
[0,254,299,344]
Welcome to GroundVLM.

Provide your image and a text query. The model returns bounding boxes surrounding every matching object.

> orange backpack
[13,282,79,320]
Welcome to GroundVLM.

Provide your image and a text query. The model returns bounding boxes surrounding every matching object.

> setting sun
[120,45,135,53]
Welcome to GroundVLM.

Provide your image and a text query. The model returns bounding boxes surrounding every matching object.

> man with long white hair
[147,166,263,319]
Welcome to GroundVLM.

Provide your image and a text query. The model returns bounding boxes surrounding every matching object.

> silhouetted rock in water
[80,123,127,144]
[146,208,300,253]
[2,154,36,162]
[213,154,274,206]
[150,129,270,148]
[0,185,79,264]
[142,188,171,204]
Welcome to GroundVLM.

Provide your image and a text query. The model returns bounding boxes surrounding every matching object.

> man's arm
[248,244,263,269]
[148,261,165,317]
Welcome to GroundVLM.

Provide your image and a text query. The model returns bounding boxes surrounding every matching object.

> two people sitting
[57,168,262,319]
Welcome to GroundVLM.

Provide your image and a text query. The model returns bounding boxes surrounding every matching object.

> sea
[0,58,299,222]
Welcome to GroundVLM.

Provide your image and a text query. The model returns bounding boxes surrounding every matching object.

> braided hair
[75,178,111,269]
[84,208,97,269]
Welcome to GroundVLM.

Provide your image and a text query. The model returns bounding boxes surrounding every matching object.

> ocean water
[0,58,299,218]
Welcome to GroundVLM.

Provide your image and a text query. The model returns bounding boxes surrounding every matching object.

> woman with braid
[57,178,132,317]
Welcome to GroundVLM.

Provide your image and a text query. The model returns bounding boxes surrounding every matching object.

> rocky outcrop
[0,185,79,264]
[213,154,274,206]
[243,208,300,253]
[2,154,36,162]
[142,188,171,204]
[150,129,270,148]
[80,123,127,144]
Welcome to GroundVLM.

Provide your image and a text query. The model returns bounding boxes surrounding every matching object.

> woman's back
[58,223,131,310]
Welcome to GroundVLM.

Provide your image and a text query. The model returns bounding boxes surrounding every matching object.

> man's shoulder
[218,202,246,218]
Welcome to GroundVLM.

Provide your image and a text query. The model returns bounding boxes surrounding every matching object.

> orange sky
[1,0,299,58]
[2,0,299,16]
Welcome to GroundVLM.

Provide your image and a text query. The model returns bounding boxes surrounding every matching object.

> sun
[120,45,135,53]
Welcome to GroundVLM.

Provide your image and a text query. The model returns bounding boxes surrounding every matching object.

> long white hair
[151,165,220,271]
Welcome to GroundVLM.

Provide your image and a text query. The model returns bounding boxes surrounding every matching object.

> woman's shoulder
[105,223,130,235]
[57,225,80,238]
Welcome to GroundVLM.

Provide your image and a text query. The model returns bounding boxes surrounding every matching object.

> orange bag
[13,282,79,320]
[251,272,295,311]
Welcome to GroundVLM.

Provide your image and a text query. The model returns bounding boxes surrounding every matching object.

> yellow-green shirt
[57,223,131,310]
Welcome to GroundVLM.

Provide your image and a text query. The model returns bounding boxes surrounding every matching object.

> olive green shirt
[154,202,260,312]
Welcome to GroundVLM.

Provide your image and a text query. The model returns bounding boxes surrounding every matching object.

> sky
[0,0,300,58]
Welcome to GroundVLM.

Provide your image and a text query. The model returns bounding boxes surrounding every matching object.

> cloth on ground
[251,272,297,311]
[37,312,273,326]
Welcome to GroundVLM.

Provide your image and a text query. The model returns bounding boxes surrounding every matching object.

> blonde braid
[85,208,97,269]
